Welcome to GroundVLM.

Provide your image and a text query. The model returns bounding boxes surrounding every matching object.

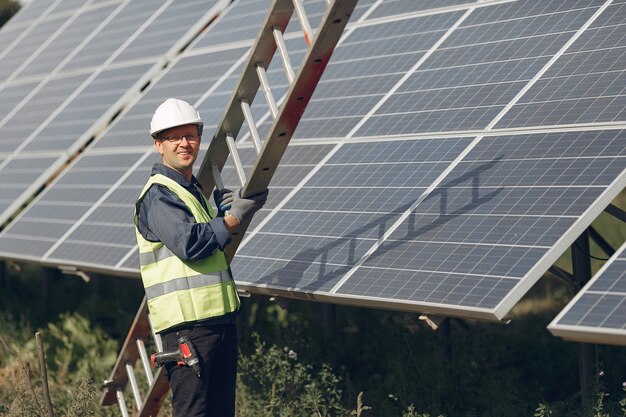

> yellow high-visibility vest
[134,174,240,333]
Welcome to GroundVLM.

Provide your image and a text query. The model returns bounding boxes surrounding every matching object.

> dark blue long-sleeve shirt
[136,164,231,261]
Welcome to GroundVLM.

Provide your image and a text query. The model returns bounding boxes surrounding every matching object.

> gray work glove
[218,188,268,223]
[213,188,233,217]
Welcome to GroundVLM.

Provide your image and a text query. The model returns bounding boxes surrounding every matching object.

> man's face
[154,124,201,177]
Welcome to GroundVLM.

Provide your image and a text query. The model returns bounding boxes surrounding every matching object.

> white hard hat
[150,98,203,138]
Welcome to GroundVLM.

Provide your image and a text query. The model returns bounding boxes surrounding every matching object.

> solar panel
[232,129,625,320]
[0,13,71,81]
[0,0,56,29]
[0,0,624,324]
[16,2,122,79]
[548,241,626,346]
[0,0,230,228]
[497,1,626,127]
[0,0,56,51]
[60,0,170,72]
[353,1,605,136]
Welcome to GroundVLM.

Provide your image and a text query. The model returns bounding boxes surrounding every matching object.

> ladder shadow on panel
[249,157,505,293]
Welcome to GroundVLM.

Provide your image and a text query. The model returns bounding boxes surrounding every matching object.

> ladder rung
[240,100,263,154]
[256,65,279,119]
[125,362,143,410]
[136,338,154,385]
[272,26,295,84]
[226,134,247,186]
[292,0,313,46]
[116,387,130,417]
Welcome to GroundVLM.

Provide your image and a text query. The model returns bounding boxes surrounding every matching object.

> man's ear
[154,139,163,155]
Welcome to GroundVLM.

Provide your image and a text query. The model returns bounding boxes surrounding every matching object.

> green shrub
[0,313,120,417]
[237,333,346,416]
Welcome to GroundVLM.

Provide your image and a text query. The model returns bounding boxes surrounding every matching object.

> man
[134,98,268,416]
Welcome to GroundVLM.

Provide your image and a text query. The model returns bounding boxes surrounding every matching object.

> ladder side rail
[196,0,296,190]
[225,0,359,260]
[100,296,152,407]
[138,368,170,417]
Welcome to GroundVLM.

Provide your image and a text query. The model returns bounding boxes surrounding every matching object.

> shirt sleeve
[137,185,232,262]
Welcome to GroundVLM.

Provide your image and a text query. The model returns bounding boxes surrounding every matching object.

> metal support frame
[571,228,596,409]
[548,265,575,285]
[588,225,615,259]
[605,203,626,223]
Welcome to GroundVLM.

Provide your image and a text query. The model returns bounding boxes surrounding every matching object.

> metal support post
[571,228,596,408]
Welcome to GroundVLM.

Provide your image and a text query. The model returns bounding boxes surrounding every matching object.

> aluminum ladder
[100,0,357,415]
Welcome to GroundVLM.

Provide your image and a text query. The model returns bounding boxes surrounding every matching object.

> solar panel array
[0,0,624,326]
[0,0,230,226]
[549,240,626,345]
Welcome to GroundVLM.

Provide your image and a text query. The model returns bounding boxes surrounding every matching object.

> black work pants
[162,324,238,417]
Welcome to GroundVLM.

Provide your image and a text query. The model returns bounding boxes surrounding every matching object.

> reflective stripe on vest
[134,173,239,333]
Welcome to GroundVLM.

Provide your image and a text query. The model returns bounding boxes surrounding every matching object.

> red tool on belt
[150,336,201,378]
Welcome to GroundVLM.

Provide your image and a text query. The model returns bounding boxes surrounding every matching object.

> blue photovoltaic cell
[334,130,626,311]
[0,0,231,230]
[549,241,626,345]
[0,151,151,260]
[353,1,603,136]
[60,0,164,72]
[192,0,377,51]
[46,0,89,16]
[496,2,626,128]
[112,0,219,64]
[233,129,626,317]
[22,63,153,153]
[366,0,473,20]
[233,137,473,292]
[91,46,249,150]
[290,11,464,139]
[0,81,39,121]
[0,72,92,149]
[0,0,55,29]
[0,14,68,81]
[0,156,59,218]
[191,0,268,49]
[0,26,24,53]
[16,2,121,79]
